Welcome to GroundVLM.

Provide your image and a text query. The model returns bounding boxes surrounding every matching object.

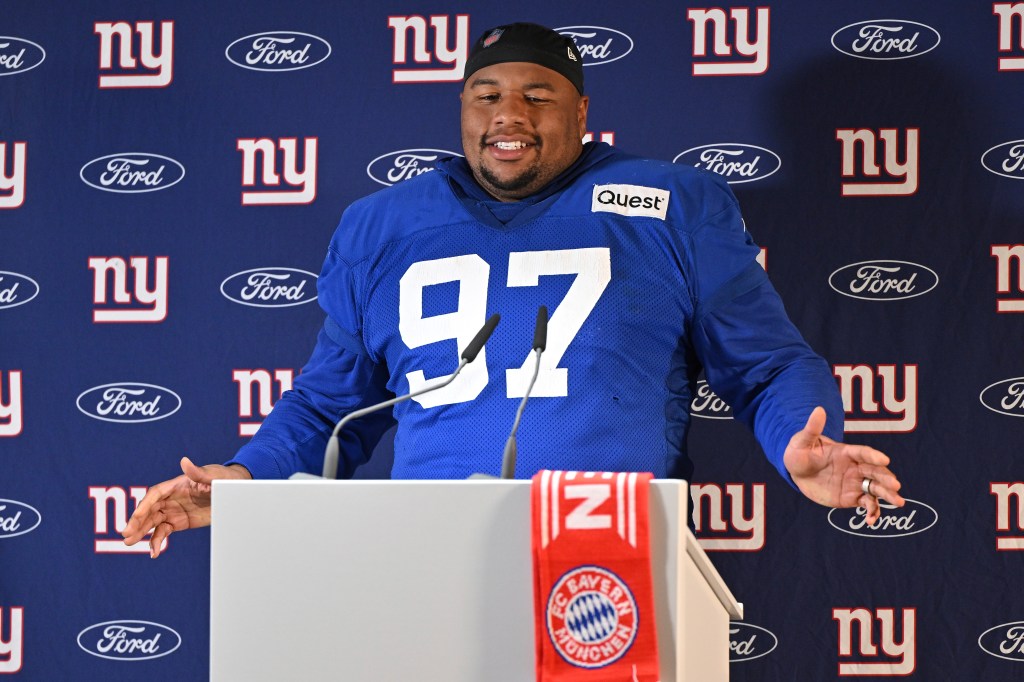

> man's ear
[577,95,590,137]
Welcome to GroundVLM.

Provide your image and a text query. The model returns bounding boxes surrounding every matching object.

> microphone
[309,313,500,480]
[500,305,547,479]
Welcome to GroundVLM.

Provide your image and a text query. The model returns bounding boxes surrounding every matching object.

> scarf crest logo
[546,564,638,668]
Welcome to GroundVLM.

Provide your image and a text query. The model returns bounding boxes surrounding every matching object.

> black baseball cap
[463,22,584,94]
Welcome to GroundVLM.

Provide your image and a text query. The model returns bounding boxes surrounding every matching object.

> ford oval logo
[981,140,1024,180]
[979,622,1024,662]
[555,26,634,66]
[673,144,781,184]
[831,20,941,60]
[77,620,181,661]
[0,271,40,310]
[690,380,733,420]
[0,499,42,539]
[980,378,1024,418]
[828,260,938,301]
[729,622,779,662]
[225,31,331,72]
[0,37,46,76]
[827,498,938,538]
[220,267,318,308]
[80,153,185,194]
[366,148,462,187]
[76,383,182,424]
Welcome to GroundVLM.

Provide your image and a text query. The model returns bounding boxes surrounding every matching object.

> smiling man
[124,22,902,557]
[459,25,589,200]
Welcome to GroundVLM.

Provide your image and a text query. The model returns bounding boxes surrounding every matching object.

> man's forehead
[464,61,574,91]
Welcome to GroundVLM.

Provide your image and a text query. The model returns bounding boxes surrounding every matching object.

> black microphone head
[461,313,500,362]
[533,305,548,352]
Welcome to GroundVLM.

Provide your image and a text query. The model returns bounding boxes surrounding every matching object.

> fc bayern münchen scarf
[531,471,660,681]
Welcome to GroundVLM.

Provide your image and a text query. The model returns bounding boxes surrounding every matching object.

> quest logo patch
[591,184,669,220]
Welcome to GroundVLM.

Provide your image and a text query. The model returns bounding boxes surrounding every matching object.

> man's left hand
[783,406,905,525]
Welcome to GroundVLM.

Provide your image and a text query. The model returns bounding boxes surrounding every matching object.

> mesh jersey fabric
[228,142,844,482]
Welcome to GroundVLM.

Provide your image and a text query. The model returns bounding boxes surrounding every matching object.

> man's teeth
[494,141,529,150]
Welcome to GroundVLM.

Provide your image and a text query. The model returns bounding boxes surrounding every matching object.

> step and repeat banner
[3,1,1024,680]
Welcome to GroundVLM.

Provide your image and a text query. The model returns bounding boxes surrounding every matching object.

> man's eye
[526,96,549,104]
[479,93,499,102]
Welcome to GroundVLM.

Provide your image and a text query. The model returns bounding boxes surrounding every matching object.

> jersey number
[398,248,611,407]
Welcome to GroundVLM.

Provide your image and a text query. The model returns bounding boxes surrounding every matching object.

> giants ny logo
[94,21,173,88]
[237,137,318,205]
[0,371,22,437]
[833,607,916,675]
[687,7,770,76]
[388,15,469,83]
[835,128,919,196]
[234,369,294,436]
[88,256,168,323]
[834,364,918,433]
[88,486,164,554]
[691,483,766,551]
[992,482,1024,550]
[0,141,26,209]
[995,3,1024,70]
[0,606,23,673]
[992,244,1024,312]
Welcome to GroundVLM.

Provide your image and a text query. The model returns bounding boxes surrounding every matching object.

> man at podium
[123,22,903,559]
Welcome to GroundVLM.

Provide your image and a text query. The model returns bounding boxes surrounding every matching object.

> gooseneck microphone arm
[500,306,547,479]
[320,313,500,479]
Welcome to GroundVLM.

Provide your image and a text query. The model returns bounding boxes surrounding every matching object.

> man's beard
[478,162,540,196]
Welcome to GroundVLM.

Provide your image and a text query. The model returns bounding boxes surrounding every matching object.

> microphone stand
[292,313,500,480]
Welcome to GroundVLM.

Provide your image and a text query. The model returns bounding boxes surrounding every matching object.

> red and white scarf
[532,471,661,681]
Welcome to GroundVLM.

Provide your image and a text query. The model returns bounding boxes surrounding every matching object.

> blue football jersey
[229,143,843,482]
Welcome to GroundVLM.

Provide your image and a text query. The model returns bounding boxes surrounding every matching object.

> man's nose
[492,94,528,125]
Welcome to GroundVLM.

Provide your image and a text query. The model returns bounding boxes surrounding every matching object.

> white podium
[210,480,742,681]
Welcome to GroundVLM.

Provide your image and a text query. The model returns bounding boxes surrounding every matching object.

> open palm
[783,407,905,525]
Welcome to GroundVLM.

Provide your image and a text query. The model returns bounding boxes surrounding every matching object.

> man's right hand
[121,456,252,558]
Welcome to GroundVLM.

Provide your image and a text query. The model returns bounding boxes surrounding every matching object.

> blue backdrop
[3,1,1024,679]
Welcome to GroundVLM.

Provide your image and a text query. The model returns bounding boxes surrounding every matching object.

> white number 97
[398,248,610,407]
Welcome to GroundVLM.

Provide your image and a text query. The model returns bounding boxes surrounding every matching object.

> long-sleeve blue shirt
[227,143,843,482]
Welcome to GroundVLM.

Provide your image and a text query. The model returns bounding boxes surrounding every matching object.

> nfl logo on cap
[483,29,504,47]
